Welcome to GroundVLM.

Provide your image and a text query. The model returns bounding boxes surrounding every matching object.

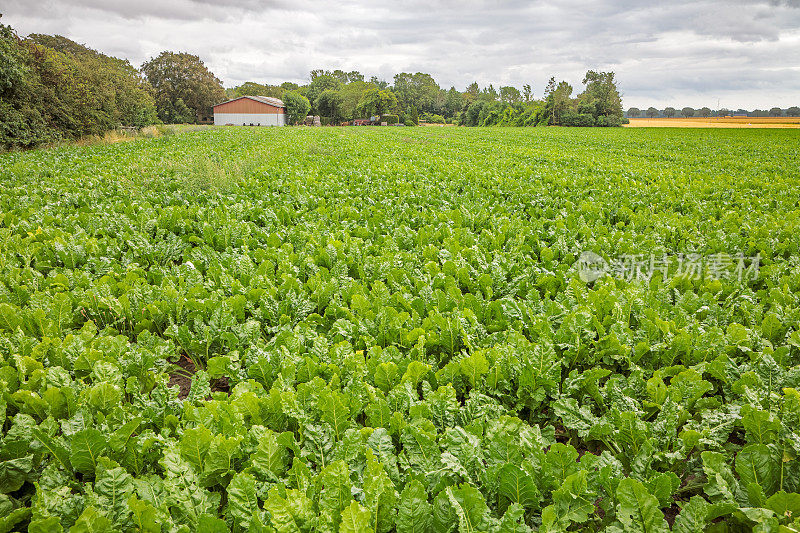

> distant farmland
[626,116,800,128]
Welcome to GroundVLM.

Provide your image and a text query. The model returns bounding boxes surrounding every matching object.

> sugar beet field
[1,126,800,532]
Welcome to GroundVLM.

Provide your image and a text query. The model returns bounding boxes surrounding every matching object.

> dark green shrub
[596,115,622,127]
[562,111,595,127]
[422,113,445,124]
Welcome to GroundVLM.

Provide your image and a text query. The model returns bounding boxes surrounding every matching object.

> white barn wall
[214,113,286,126]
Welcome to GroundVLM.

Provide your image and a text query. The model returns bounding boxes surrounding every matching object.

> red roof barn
[213,96,286,126]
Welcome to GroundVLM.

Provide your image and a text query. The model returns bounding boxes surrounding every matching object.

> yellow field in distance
[625,117,800,128]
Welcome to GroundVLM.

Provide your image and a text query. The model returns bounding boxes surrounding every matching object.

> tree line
[1,21,160,149]
[626,106,800,118]
[1,16,626,149]
[1,18,225,149]
[226,69,625,128]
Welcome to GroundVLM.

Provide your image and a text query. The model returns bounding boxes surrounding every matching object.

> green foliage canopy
[0,26,158,148]
[141,51,224,124]
[283,90,311,124]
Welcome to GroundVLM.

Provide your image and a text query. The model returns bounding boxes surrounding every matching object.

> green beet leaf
[397,479,432,533]
[340,501,372,533]
[70,428,107,476]
[615,478,669,533]
[497,463,540,509]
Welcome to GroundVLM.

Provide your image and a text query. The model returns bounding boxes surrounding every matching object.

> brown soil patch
[168,357,195,400]
[212,376,230,395]
[167,356,231,400]
[664,504,680,527]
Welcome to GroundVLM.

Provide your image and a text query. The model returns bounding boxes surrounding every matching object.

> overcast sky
[3,0,800,109]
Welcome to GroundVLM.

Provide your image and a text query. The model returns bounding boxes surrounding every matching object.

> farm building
[213,96,286,126]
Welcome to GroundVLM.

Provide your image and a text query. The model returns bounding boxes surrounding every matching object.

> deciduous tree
[315,89,344,122]
[230,81,283,99]
[481,84,499,101]
[444,87,462,118]
[393,72,440,114]
[499,86,522,104]
[283,90,310,124]
[338,81,370,120]
[369,76,389,89]
[346,71,364,83]
[141,51,224,123]
[544,78,574,125]
[305,73,343,114]
[578,70,623,120]
[523,84,532,102]
[357,87,398,117]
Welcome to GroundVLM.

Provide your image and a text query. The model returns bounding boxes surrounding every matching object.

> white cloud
[3,0,799,108]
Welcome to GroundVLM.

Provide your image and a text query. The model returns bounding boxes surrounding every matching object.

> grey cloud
[2,0,798,108]
[3,0,292,21]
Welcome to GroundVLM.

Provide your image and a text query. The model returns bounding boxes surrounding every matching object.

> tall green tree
[0,21,27,92]
[311,69,352,84]
[681,107,695,118]
[339,81,370,120]
[315,89,344,122]
[499,86,522,104]
[544,77,574,125]
[230,81,283,99]
[393,72,439,113]
[444,87,463,118]
[786,106,800,117]
[283,90,310,124]
[346,71,364,83]
[481,84,499,101]
[646,107,658,118]
[0,21,54,148]
[369,76,389,89]
[357,87,398,117]
[306,74,343,114]
[627,107,641,117]
[523,84,532,102]
[578,70,622,120]
[664,107,677,118]
[141,51,224,123]
[460,82,479,111]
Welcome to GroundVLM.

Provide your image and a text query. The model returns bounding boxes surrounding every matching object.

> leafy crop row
[0,127,799,531]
